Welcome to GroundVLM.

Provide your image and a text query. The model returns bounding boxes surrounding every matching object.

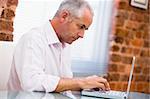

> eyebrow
[82,24,88,30]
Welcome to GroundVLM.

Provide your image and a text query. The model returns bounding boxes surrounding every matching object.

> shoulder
[16,26,47,49]
[24,27,45,42]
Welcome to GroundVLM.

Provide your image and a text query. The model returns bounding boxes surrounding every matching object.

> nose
[78,30,85,38]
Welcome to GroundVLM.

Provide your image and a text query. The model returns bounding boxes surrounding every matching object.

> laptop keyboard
[82,90,127,99]
[101,90,125,96]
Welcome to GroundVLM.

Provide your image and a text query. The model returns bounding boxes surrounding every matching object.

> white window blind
[13,0,113,76]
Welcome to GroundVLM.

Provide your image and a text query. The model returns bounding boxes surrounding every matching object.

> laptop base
[81,90,127,99]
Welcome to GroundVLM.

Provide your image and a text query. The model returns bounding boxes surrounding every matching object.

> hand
[79,75,110,91]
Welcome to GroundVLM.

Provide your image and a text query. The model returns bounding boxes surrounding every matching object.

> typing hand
[92,88,107,93]
[80,75,110,91]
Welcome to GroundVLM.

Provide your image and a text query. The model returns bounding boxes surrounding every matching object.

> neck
[50,18,62,42]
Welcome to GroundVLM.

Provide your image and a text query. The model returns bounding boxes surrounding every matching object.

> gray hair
[55,0,93,18]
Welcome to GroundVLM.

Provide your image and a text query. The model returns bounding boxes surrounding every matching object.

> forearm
[54,78,83,92]
[54,75,110,92]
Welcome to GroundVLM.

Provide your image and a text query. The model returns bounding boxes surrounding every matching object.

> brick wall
[0,0,18,41]
[108,0,150,93]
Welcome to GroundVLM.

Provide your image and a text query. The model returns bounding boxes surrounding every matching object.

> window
[13,0,113,76]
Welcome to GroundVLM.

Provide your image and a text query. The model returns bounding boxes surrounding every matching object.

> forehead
[79,8,93,27]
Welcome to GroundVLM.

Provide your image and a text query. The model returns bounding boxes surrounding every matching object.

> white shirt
[7,21,73,92]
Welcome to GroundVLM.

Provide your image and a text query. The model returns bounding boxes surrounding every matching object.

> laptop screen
[126,56,135,96]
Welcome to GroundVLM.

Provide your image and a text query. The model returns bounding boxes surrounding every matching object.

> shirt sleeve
[14,32,60,92]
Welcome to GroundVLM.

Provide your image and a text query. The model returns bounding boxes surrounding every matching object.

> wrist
[76,78,85,90]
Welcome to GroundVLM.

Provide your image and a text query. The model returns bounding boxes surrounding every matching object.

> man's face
[60,9,93,44]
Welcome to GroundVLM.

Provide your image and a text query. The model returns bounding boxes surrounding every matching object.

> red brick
[121,47,132,54]
[109,82,116,90]
[117,1,126,9]
[110,54,121,62]
[136,83,145,92]
[115,28,128,37]
[108,73,120,81]
[117,0,131,11]
[124,38,131,46]
[114,36,124,44]
[0,20,13,32]
[135,32,143,39]
[125,65,132,74]
[115,82,123,91]
[140,49,149,57]
[123,82,128,91]
[108,64,118,72]
[122,56,132,64]
[130,82,137,91]
[133,48,140,55]
[136,57,150,67]
[143,67,150,75]
[133,75,146,82]
[126,31,134,39]
[118,65,126,72]
[120,74,129,81]
[130,12,147,23]
[125,21,139,31]
[131,39,143,47]
[0,32,5,40]
[0,32,13,41]
[115,18,125,27]
[143,32,149,40]
[116,10,129,20]
[138,23,149,33]
[111,45,120,52]
[134,66,142,74]
[143,40,150,48]
[1,8,15,20]
[146,75,150,82]
[143,15,149,23]
[144,82,150,93]
[7,0,18,7]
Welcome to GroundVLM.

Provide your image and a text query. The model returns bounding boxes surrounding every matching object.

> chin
[64,39,74,44]
[67,41,73,44]
[68,42,73,44]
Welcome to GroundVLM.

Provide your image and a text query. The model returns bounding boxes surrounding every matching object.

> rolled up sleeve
[42,75,60,92]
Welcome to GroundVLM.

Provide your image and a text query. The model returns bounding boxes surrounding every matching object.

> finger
[102,79,110,90]
[97,77,110,90]
[106,82,110,90]
[104,80,110,90]
[95,82,105,90]
[93,88,100,91]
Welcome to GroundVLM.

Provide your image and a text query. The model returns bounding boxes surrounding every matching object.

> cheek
[66,23,79,37]
[69,23,78,32]
[70,28,79,36]
[63,32,72,40]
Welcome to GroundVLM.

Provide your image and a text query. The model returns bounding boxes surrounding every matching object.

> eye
[80,25,85,29]
[78,24,87,30]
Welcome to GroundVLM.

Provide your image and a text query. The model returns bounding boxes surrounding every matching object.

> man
[8,0,110,93]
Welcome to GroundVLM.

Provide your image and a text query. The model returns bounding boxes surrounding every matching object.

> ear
[60,10,70,23]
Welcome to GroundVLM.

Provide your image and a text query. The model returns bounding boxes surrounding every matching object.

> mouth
[72,37,77,41]
[73,36,80,41]
[73,38,77,41]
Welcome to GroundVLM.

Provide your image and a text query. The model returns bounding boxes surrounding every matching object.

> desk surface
[0,91,149,99]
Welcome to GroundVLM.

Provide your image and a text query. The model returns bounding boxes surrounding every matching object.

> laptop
[81,56,136,99]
